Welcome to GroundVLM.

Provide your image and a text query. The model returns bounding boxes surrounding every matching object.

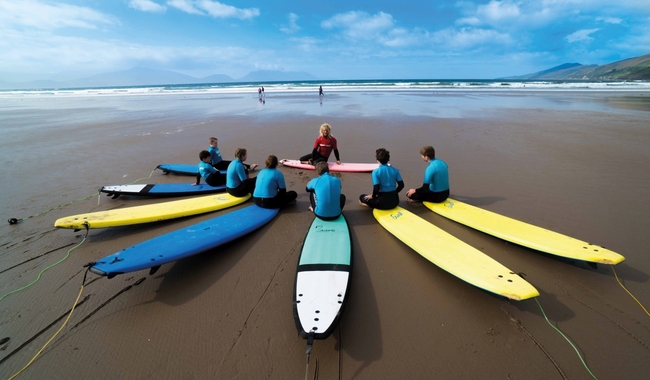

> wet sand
[1,90,649,379]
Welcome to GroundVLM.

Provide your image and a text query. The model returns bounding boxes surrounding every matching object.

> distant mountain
[505,53,650,80]
[238,70,318,82]
[0,67,318,90]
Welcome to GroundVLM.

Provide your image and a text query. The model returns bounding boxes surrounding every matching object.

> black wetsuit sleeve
[371,184,380,198]
[414,183,429,194]
[195,173,201,185]
[396,180,405,193]
[333,149,340,161]
[311,148,318,158]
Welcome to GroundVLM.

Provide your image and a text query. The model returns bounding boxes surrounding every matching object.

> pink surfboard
[280,159,378,173]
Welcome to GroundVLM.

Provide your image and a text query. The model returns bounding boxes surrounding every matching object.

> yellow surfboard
[54,193,250,229]
[373,207,539,301]
[424,199,625,265]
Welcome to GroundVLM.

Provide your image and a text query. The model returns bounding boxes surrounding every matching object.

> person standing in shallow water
[299,123,341,165]
[319,85,324,96]
[406,145,450,203]
[359,148,404,209]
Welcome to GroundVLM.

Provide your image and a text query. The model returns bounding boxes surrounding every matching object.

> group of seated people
[195,123,450,221]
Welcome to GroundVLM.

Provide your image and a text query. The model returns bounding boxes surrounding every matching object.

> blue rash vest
[209,146,223,165]
[253,168,286,198]
[198,161,218,181]
[424,159,450,192]
[226,158,247,188]
[306,172,342,218]
[372,164,403,192]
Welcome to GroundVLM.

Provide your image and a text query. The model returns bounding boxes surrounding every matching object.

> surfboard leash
[534,298,599,380]
[7,267,91,379]
[7,168,156,225]
[610,265,650,317]
[7,192,100,225]
[304,331,315,380]
[0,226,89,303]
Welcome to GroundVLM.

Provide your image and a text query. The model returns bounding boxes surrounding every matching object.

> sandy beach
[1,89,649,379]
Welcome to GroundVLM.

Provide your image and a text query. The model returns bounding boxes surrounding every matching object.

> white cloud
[280,13,300,34]
[322,11,395,39]
[566,28,600,43]
[0,0,116,30]
[477,0,521,22]
[167,0,259,19]
[432,27,513,50]
[596,16,622,24]
[321,11,425,47]
[129,0,166,13]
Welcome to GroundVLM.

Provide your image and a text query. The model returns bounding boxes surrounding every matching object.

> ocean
[1,78,650,98]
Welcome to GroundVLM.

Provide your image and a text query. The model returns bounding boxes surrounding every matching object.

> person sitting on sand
[226,148,257,197]
[306,162,346,220]
[209,136,256,172]
[406,146,450,203]
[359,148,404,209]
[194,150,226,187]
[253,155,297,209]
[299,123,341,165]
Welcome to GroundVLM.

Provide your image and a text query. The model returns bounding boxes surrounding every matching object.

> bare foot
[308,205,313,212]
[250,164,258,171]
[358,200,368,207]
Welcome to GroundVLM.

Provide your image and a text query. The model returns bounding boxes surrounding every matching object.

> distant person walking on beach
[226,148,258,197]
[306,162,346,220]
[194,150,226,187]
[300,123,341,165]
[253,155,297,209]
[319,85,324,96]
[406,146,450,203]
[261,86,265,97]
[258,87,262,98]
[359,148,404,209]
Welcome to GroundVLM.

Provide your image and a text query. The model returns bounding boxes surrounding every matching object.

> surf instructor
[406,146,450,203]
[300,123,341,166]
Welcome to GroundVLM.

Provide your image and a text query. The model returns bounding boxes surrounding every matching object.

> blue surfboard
[157,163,198,176]
[89,205,279,278]
[293,215,352,340]
[100,183,225,198]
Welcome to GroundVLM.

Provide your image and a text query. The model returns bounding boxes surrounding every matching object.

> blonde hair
[234,148,247,159]
[209,136,218,143]
[319,123,332,137]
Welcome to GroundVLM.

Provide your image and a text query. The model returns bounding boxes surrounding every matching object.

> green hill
[505,53,650,80]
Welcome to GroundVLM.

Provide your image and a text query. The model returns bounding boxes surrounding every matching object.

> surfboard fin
[149,265,161,275]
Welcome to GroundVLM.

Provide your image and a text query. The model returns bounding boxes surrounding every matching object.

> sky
[0,0,649,81]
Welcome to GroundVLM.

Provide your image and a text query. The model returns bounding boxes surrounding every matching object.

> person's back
[308,173,341,218]
[427,158,449,192]
[306,162,345,220]
[226,158,245,188]
[253,167,283,198]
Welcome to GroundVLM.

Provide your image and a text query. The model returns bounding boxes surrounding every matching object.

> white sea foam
[1,79,649,99]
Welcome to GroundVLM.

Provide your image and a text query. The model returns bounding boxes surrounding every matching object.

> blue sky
[0,0,648,81]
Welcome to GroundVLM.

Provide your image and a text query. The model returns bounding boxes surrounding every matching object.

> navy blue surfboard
[157,164,198,176]
[100,183,225,198]
[89,205,279,278]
